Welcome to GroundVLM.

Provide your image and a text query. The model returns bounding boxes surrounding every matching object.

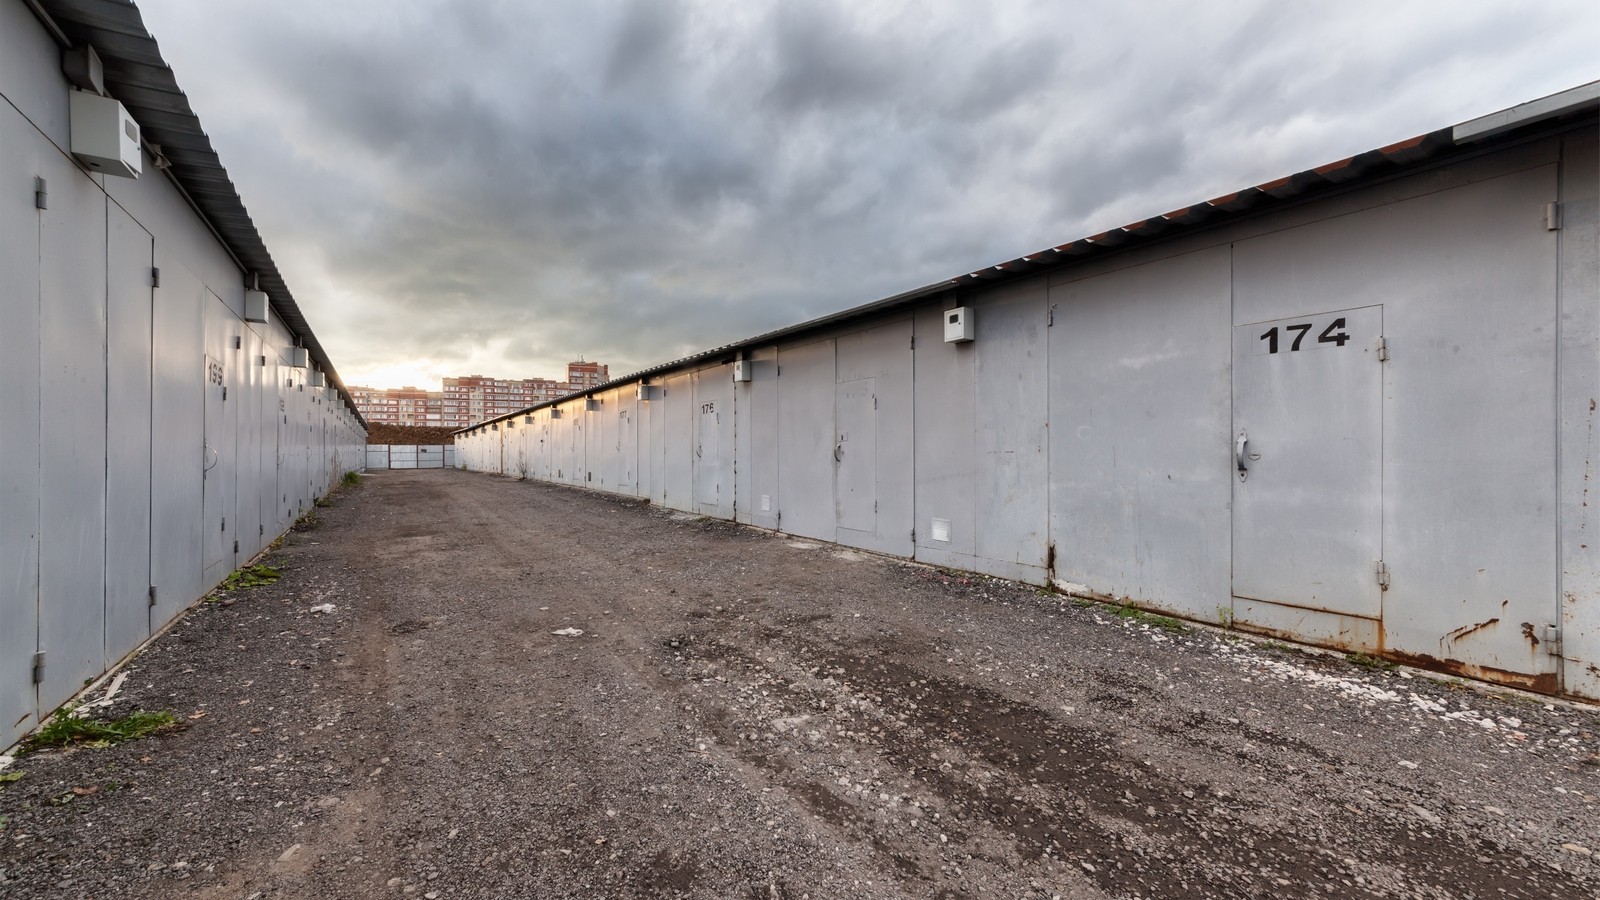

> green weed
[220,564,281,591]
[22,709,180,753]
[341,470,362,487]
[1345,652,1398,672]
[1111,604,1188,632]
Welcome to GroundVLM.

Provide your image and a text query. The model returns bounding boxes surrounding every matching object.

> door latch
[1236,430,1249,481]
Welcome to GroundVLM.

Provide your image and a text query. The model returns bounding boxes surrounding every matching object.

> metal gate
[1232,305,1384,618]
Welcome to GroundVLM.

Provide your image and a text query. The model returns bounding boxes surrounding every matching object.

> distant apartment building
[438,363,611,428]
[349,386,445,427]
[566,360,610,390]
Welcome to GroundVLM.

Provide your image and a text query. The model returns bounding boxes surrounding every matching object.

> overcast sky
[135,0,1599,390]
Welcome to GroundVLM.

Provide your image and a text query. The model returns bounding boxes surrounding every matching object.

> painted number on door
[1258,317,1350,355]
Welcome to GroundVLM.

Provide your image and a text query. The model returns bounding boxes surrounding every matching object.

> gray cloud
[134,0,1600,387]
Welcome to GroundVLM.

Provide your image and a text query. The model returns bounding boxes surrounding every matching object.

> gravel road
[2,469,1598,899]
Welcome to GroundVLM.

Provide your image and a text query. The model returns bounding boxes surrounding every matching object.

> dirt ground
[2,470,1598,900]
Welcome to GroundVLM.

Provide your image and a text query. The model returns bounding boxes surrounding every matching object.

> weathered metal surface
[1232,305,1384,618]
[775,339,835,539]
[974,282,1048,578]
[1,98,45,741]
[450,102,1599,700]
[1048,247,1233,615]
[1558,128,1600,700]
[104,202,154,657]
[36,146,107,714]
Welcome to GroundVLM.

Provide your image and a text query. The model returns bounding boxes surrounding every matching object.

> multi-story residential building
[566,360,610,391]
[439,363,609,428]
[349,386,445,427]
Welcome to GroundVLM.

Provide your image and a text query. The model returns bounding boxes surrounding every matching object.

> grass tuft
[1110,604,1188,632]
[22,709,180,753]
[1345,652,1398,672]
[341,470,362,487]
[220,564,281,591]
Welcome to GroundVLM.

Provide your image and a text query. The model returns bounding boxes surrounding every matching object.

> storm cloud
[134,0,1600,387]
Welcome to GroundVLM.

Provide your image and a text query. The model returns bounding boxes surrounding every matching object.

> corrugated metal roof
[460,79,1599,434]
[32,0,366,428]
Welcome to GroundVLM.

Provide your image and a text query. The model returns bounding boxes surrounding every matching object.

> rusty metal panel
[0,102,43,746]
[1558,127,1600,700]
[1232,306,1384,619]
[1048,247,1232,614]
[1234,164,1561,687]
[973,281,1048,581]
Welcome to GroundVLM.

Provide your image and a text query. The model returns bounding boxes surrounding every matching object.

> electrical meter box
[69,91,141,179]
[636,383,655,400]
[549,408,563,419]
[309,371,325,387]
[289,347,309,368]
[732,359,752,382]
[244,289,270,324]
[944,307,974,343]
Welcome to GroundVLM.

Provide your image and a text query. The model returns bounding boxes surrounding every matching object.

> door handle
[834,444,843,462]
[1235,431,1248,480]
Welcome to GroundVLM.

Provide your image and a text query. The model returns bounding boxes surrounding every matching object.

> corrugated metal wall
[2,2,365,748]
[456,127,1599,701]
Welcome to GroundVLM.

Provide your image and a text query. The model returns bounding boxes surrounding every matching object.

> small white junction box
[732,359,752,382]
[244,289,270,324]
[69,90,141,179]
[944,307,974,343]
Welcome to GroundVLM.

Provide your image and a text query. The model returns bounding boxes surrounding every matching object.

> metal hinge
[873,395,878,409]
[909,336,915,349]
[1545,202,1562,231]
[222,386,228,401]
[31,651,46,684]
[151,266,161,288]
[1376,336,1388,362]
[874,500,878,513]
[910,528,916,542]
[233,335,241,350]
[233,539,239,554]
[221,516,226,532]
[1048,303,1057,326]
[148,585,158,608]
[1541,624,1563,657]
[1375,560,1390,590]
[34,176,47,209]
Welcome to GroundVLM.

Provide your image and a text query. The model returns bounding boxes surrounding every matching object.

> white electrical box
[309,371,325,387]
[732,359,752,382]
[944,307,974,343]
[289,347,309,368]
[636,383,655,400]
[244,289,270,324]
[69,91,141,179]
[549,407,562,419]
